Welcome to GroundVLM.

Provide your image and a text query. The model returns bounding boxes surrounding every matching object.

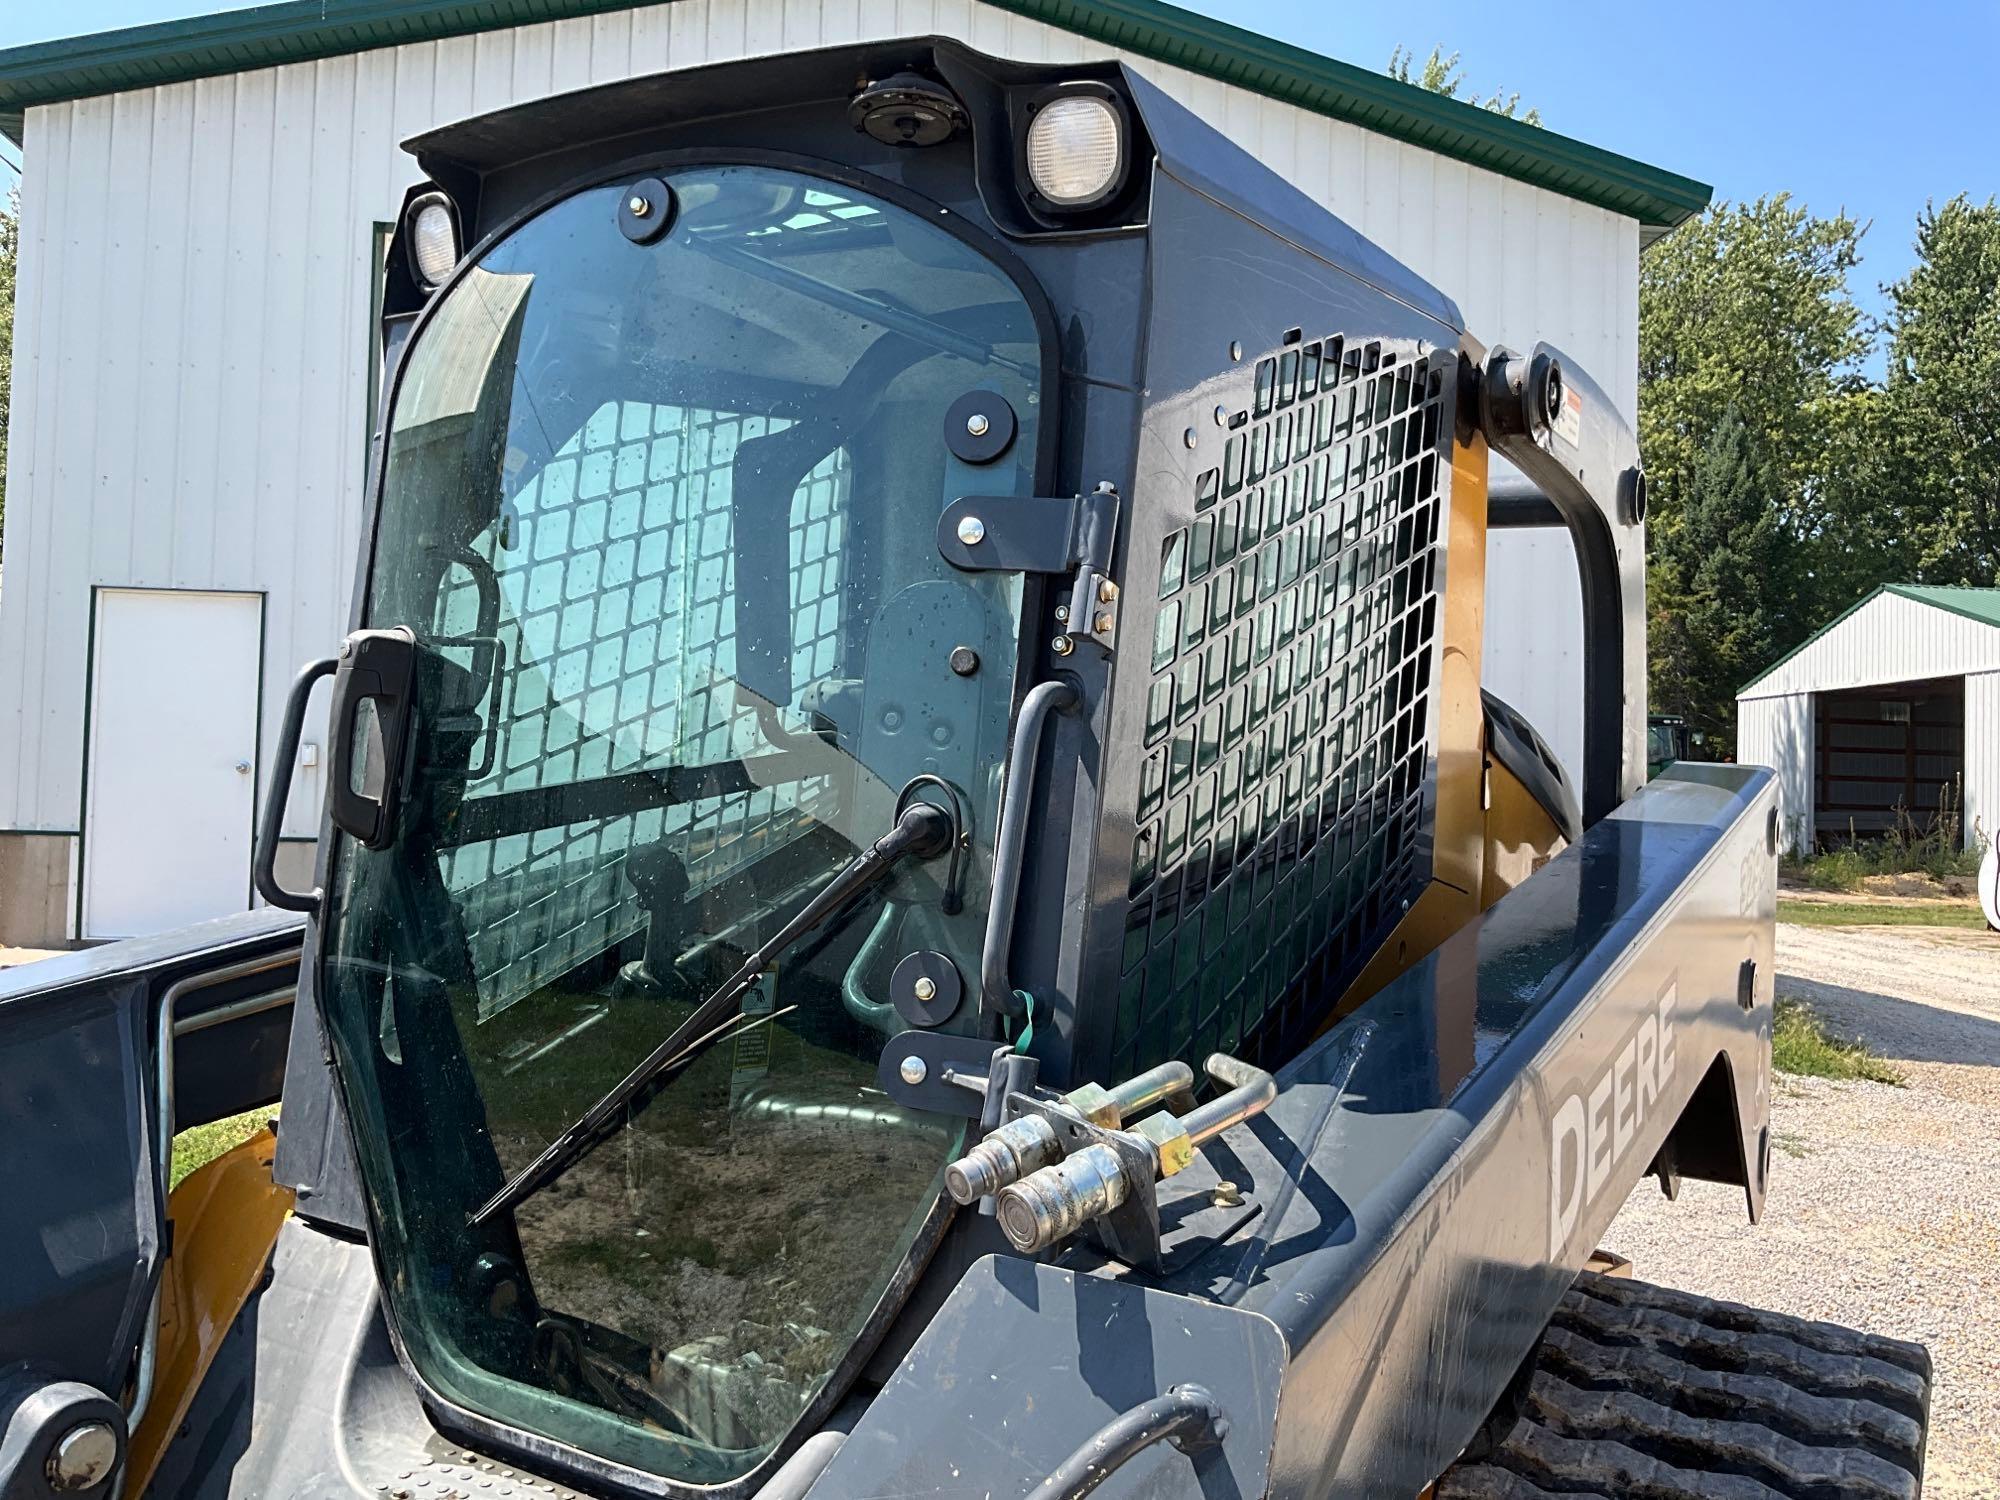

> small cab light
[408,192,461,289]
[1024,90,1126,211]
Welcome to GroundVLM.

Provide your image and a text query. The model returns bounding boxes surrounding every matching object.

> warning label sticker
[1554,386,1583,449]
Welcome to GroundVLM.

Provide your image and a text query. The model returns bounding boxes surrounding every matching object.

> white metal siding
[1739,592,2000,701]
[1736,691,1814,854]
[0,0,1637,836]
[1966,670,2000,851]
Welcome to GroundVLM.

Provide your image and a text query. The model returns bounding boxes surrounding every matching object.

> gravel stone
[1610,921,2000,1498]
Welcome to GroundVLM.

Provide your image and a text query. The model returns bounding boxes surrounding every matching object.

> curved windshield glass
[318,165,1043,1484]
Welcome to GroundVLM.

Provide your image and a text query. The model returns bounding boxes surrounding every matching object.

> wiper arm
[468,799,956,1228]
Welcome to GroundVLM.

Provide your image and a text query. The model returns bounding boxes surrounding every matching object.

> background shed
[0,0,1708,943]
[1736,585,2000,855]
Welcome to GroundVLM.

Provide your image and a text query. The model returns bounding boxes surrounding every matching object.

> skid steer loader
[0,37,1932,1500]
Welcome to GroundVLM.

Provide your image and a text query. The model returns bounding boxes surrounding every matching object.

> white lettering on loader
[1549,982,1679,1258]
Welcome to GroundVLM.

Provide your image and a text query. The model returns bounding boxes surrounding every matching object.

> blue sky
[4,0,1996,372]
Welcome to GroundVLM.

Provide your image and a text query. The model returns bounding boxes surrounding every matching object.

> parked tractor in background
[1649,713,1693,777]
[1,39,1931,1500]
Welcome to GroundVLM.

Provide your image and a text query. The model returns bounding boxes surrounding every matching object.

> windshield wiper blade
[468,799,956,1228]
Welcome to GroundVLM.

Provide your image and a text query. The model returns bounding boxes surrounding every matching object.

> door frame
[77,586,269,940]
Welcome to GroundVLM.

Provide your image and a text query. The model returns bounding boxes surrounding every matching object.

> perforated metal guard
[436,401,849,1015]
[1114,337,1449,1076]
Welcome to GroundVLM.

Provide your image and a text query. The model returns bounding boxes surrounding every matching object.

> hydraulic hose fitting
[996,1142,1129,1253]
[945,1114,1062,1204]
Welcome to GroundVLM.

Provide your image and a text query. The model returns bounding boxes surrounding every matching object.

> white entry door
[83,589,263,939]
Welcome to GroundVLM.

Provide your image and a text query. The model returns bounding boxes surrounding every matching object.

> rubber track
[1436,1273,1932,1500]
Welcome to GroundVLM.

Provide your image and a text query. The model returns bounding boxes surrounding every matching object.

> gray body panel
[1219,764,1774,1496]
[807,1258,1285,1500]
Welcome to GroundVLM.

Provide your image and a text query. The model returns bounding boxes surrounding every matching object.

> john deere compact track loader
[0,38,1932,1500]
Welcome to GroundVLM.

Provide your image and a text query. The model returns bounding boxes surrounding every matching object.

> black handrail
[979,679,1078,1024]
[1027,1384,1228,1500]
[254,657,337,913]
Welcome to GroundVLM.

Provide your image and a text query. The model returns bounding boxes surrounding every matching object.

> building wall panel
[0,0,1638,846]
[1737,690,1814,854]
[1966,670,2000,852]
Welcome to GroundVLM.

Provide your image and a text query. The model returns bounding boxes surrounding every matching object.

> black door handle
[255,657,337,913]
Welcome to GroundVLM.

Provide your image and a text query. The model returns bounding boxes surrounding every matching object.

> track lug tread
[1435,1274,1931,1500]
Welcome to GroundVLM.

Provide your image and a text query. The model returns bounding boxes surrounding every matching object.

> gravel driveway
[1610,921,2000,1498]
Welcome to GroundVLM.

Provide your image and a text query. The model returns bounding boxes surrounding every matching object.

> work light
[1023,88,1127,211]
[408,193,461,289]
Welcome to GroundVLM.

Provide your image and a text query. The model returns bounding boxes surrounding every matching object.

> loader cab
[236,34,1651,1500]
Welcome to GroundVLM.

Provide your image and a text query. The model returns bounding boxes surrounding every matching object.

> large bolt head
[1061,1082,1121,1129]
[898,1055,928,1086]
[955,514,987,546]
[1131,1111,1195,1178]
[46,1421,119,1492]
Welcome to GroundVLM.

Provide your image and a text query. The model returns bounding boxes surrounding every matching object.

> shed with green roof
[1738,585,2000,854]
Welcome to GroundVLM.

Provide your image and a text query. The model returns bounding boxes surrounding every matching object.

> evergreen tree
[1651,408,1781,756]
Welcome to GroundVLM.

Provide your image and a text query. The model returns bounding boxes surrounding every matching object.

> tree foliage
[1876,195,2000,583]
[1649,408,1781,753]
[1386,46,1542,126]
[1639,197,1885,737]
[1639,196,1869,545]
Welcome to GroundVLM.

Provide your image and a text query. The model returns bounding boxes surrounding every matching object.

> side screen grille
[439,402,848,1017]
[1114,337,1448,1077]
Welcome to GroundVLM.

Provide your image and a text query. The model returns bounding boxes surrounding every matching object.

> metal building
[1737,585,2000,854]
[0,0,1708,945]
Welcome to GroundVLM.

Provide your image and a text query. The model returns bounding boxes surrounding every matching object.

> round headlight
[1025,93,1125,210]
[408,194,460,289]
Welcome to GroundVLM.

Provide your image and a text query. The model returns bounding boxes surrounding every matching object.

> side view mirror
[252,628,419,913]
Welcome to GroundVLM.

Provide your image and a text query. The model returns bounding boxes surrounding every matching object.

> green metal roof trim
[0,0,1711,233]
[1738,583,2000,696]
[1886,583,2000,629]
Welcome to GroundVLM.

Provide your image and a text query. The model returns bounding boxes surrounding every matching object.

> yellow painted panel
[1481,754,1569,908]
[124,1128,294,1499]
[1430,428,1491,901]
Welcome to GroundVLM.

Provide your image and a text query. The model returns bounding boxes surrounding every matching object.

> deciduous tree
[1877,195,2000,583]
[1386,46,1541,125]
[1638,197,1879,729]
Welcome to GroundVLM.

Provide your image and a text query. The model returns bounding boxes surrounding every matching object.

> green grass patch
[1777,897,1986,929]
[1780,815,1986,892]
[1771,998,1901,1085]
[169,1108,274,1190]
[1771,1129,1812,1160]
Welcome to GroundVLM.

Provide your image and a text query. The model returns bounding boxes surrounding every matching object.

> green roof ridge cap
[1884,583,2000,629]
